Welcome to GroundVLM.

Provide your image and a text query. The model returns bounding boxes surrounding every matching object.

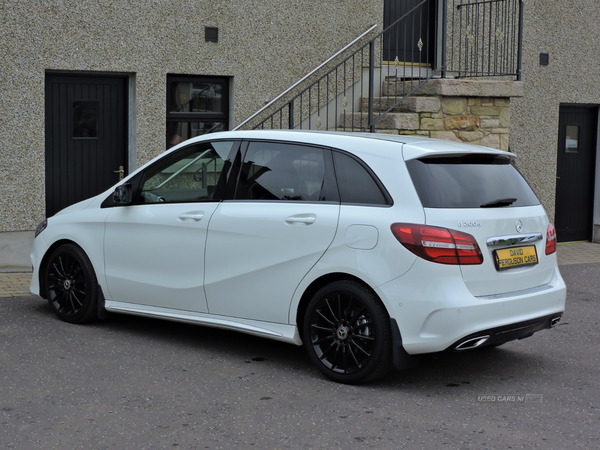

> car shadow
[32,298,558,392]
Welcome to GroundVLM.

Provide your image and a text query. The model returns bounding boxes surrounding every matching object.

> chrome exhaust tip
[550,317,561,328]
[455,335,490,351]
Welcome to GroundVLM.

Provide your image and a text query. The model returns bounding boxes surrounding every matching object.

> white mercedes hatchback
[31,130,566,384]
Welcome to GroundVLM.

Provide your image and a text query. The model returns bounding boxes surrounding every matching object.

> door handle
[114,165,124,181]
[285,214,316,225]
[178,212,205,222]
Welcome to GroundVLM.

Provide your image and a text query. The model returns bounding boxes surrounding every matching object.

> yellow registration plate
[494,245,539,271]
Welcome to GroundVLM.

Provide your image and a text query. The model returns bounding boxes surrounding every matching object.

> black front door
[45,74,128,217]
[383,0,437,65]
[555,105,598,242]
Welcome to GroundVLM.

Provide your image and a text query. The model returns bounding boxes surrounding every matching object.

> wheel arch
[38,239,102,300]
[295,273,390,342]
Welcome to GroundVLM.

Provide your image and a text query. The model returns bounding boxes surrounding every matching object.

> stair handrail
[233,24,378,131]
[236,0,523,133]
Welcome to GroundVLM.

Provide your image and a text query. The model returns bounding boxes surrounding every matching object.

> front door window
[139,140,235,203]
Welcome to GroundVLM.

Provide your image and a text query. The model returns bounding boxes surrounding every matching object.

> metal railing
[446,0,523,79]
[234,0,523,133]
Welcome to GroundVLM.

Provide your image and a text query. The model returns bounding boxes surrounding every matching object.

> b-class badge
[457,222,481,227]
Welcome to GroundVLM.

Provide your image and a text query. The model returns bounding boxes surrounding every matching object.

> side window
[235,142,326,201]
[333,151,390,205]
[139,141,235,203]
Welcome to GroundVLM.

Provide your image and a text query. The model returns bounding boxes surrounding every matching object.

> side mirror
[113,183,133,205]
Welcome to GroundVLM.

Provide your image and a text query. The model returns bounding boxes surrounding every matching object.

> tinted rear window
[333,151,391,205]
[406,155,540,208]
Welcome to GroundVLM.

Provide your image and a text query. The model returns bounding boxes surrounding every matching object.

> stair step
[382,64,434,80]
[382,79,431,96]
[361,96,441,114]
[339,112,419,130]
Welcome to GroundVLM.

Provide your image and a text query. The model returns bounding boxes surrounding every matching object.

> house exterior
[0,0,383,270]
[510,0,600,244]
[1,0,598,271]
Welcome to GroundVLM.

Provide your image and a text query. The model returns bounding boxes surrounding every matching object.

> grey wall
[510,0,600,224]
[0,0,382,233]
[2,0,599,245]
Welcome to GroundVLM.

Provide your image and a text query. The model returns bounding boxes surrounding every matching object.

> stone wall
[375,79,524,152]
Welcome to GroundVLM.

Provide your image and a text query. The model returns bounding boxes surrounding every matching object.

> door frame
[594,108,600,243]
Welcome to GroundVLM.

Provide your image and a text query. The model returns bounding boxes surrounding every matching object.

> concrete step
[382,64,434,80]
[339,112,419,130]
[361,96,441,114]
[382,79,431,96]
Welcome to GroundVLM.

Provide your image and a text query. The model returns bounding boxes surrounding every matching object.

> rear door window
[235,141,333,201]
[406,154,540,208]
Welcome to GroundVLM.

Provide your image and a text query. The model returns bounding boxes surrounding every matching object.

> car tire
[44,244,99,324]
[303,280,392,384]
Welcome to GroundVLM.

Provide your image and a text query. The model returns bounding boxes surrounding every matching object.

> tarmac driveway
[1,262,599,449]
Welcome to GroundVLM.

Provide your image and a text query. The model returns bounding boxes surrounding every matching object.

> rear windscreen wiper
[480,198,517,208]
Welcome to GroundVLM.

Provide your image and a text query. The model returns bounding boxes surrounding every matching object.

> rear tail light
[391,223,484,265]
[545,223,557,255]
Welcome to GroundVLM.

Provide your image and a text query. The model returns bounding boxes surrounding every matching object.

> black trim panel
[447,313,563,351]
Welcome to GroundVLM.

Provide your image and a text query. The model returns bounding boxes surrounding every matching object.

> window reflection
[166,76,229,149]
[141,141,234,203]
[169,82,223,114]
[565,126,579,153]
[235,142,326,201]
[167,122,226,148]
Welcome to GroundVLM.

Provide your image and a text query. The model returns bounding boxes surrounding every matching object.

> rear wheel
[44,244,98,324]
[303,280,392,384]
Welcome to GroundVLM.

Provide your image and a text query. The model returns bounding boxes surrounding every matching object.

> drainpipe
[517,0,524,81]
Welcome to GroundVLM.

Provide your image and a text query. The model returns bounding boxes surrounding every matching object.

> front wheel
[44,244,99,324]
[303,281,392,384]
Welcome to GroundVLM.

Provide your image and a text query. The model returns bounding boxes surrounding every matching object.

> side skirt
[104,300,303,345]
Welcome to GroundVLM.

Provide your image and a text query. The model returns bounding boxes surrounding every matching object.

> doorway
[555,105,598,242]
[383,0,437,65]
[45,73,128,217]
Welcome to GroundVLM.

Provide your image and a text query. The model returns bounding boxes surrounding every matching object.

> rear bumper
[377,258,566,355]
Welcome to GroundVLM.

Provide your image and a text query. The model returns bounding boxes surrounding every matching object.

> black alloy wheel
[44,244,99,324]
[303,280,392,384]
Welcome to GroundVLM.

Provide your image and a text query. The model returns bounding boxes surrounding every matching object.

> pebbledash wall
[511,0,600,241]
[0,0,382,271]
[1,1,600,271]
[373,0,600,244]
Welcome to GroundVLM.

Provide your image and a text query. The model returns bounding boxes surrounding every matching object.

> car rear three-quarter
[374,140,566,355]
